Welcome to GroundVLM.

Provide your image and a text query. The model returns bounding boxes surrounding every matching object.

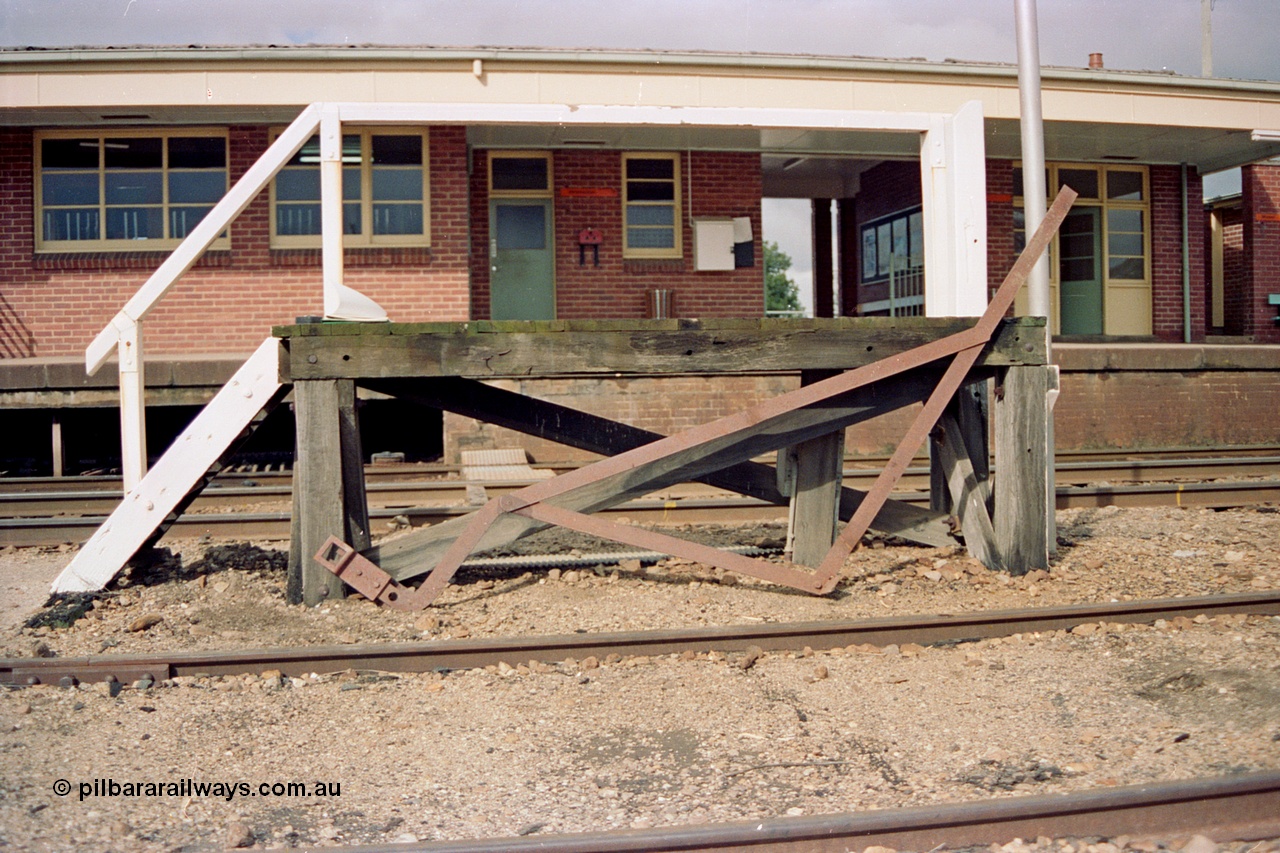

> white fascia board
[335,102,936,133]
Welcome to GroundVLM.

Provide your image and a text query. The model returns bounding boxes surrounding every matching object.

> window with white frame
[622,153,682,258]
[36,131,228,252]
[270,128,429,248]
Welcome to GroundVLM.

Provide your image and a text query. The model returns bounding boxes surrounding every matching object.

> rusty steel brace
[319,186,1078,609]
[314,536,432,611]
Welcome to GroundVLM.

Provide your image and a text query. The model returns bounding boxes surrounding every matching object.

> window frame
[859,205,924,284]
[487,150,553,198]
[1013,163,1151,286]
[622,152,683,259]
[268,126,431,250]
[34,128,230,253]
[1013,162,1152,334]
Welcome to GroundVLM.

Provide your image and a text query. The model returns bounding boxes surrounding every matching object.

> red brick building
[3,46,1280,472]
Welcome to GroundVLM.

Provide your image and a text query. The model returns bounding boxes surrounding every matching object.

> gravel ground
[1,504,1278,851]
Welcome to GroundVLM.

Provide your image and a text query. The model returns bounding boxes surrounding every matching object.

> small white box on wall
[692,218,735,271]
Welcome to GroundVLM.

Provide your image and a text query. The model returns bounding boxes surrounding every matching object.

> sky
[4,0,1277,311]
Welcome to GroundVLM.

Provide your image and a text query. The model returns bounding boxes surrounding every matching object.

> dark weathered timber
[280,317,1047,380]
[370,366,950,581]
[789,371,844,567]
[337,381,371,552]
[995,365,1054,573]
[291,380,346,605]
[936,411,1000,569]
[930,380,991,515]
[361,376,954,546]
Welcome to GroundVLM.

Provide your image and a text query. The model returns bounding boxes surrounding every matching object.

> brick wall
[441,373,920,464]
[470,149,764,320]
[441,359,1280,465]
[1242,163,1280,343]
[1055,367,1280,450]
[1150,165,1206,341]
[0,126,471,358]
[985,160,1018,298]
[1221,206,1246,334]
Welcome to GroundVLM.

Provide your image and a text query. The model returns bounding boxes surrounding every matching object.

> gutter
[5,44,1280,96]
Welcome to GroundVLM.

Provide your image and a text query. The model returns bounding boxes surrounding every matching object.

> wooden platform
[274,315,1054,606]
[276,316,1046,380]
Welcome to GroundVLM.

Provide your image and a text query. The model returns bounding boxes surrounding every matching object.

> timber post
[289,378,365,605]
[789,370,845,567]
[929,381,991,517]
[994,364,1057,572]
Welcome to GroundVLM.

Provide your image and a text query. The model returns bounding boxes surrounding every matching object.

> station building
[2,46,1279,473]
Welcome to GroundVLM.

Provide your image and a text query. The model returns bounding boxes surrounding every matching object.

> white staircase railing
[84,103,387,490]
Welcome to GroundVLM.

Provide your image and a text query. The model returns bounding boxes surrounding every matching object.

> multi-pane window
[860,207,924,282]
[1013,162,1151,335]
[271,128,429,248]
[36,131,228,251]
[1013,163,1149,283]
[622,153,681,258]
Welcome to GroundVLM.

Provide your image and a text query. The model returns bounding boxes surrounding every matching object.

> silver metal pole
[1015,0,1051,321]
[1202,0,1213,77]
[1015,0,1056,555]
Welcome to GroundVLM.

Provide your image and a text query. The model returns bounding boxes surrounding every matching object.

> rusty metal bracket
[314,536,428,611]
[319,186,1078,609]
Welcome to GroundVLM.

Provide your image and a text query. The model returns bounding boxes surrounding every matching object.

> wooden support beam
[994,365,1055,573]
[283,317,1047,381]
[935,412,1000,570]
[367,365,953,581]
[789,431,844,566]
[362,376,954,546]
[51,414,64,479]
[929,380,990,515]
[290,379,347,605]
[789,371,844,567]
[338,381,371,552]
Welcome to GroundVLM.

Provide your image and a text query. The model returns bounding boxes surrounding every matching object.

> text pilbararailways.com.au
[54,778,341,802]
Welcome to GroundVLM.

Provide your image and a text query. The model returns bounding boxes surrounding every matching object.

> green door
[1058,207,1103,335]
[490,199,555,321]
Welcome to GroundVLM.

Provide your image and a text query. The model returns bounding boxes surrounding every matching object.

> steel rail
[4,455,1277,517]
[3,448,1276,495]
[3,479,1279,547]
[5,591,1278,687]
[322,771,1280,853]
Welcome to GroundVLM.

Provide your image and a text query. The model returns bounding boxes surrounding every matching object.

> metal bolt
[307,355,318,364]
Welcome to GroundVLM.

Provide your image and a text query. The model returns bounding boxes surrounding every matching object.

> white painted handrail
[85,104,323,377]
[85,105,331,490]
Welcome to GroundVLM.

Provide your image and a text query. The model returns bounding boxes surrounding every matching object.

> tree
[764,240,804,315]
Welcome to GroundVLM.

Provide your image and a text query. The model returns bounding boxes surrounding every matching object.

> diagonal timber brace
[319,186,1078,608]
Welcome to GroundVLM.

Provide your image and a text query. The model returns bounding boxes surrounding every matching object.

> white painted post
[320,105,346,319]
[117,320,147,491]
[922,101,988,318]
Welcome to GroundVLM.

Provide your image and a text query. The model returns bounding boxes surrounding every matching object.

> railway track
[6,590,1278,686]
[6,593,1280,850]
[1,450,1277,547]
[328,772,1280,852]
